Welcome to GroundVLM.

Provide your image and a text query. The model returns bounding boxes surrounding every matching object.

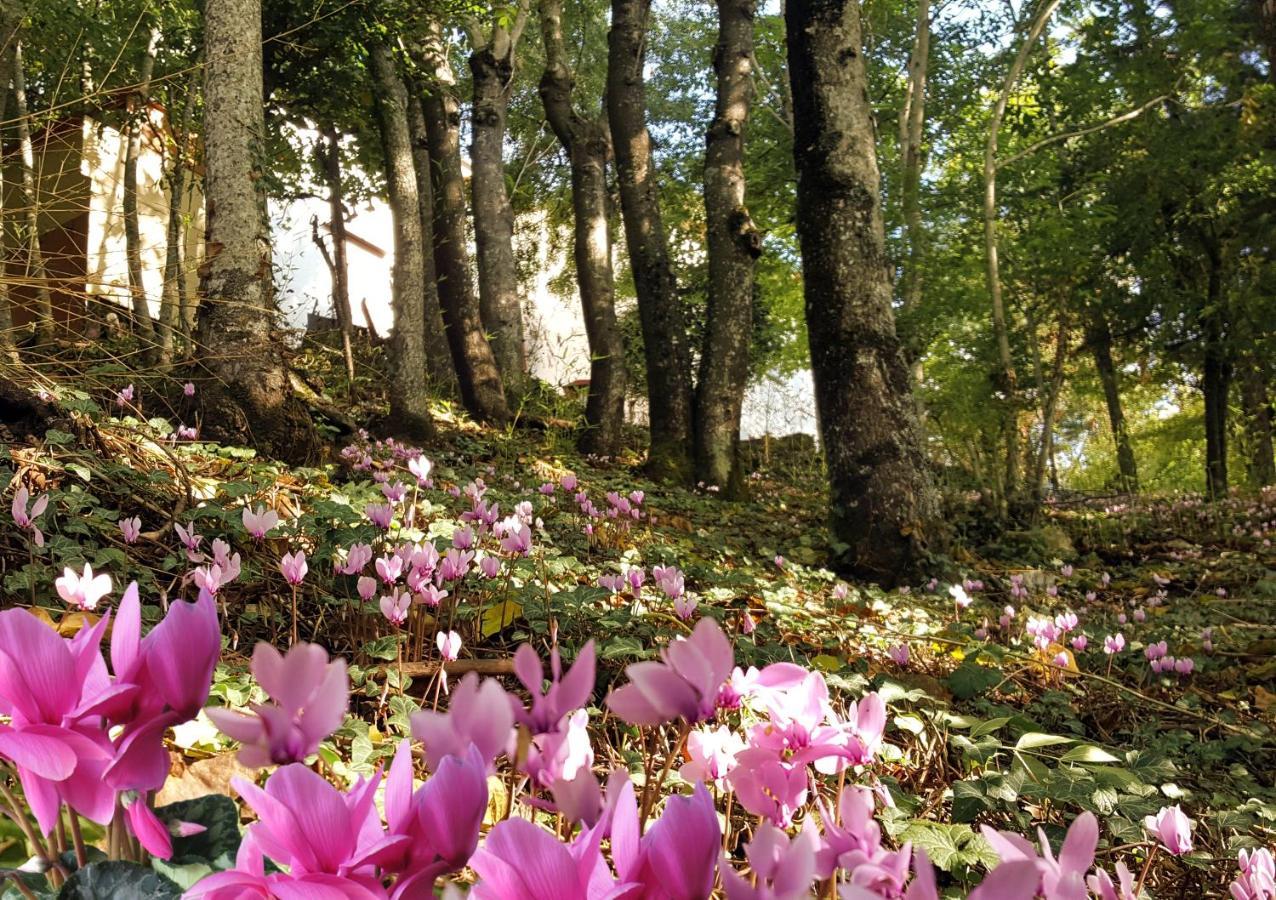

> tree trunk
[158,75,196,367]
[1084,311,1138,491]
[897,0,928,372]
[537,0,627,456]
[369,43,436,443]
[786,0,940,583]
[125,27,160,342]
[13,42,54,343]
[608,0,695,481]
[696,0,761,495]
[1201,257,1230,499]
[414,37,510,424]
[195,0,318,462]
[0,4,19,359]
[316,128,357,389]
[982,0,1062,508]
[1030,317,1068,505]
[1240,361,1276,487]
[406,93,461,395]
[470,43,528,397]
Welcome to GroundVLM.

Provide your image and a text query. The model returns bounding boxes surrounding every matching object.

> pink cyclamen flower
[774,555,786,568]
[242,504,279,539]
[511,640,596,735]
[411,673,515,770]
[607,617,734,726]
[376,554,404,585]
[1144,805,1193,856]
[1104,633,1125,655]
[470,814,617,899]
[365,502,394,529]
[1231,848,1276,900]
[612,779,720,898]
[833,584,849,600]
[950,584,973,609]
[437,630,462,661]
[55,563,112,611]
[119,515,141,543]
[680,724,747,790]
[674,594,699,620]
[356,575,378,601]
[1071,635,1088,652]
[1174,657,1194,675]
[407,455,433,485]
[479,555,502,578]
[888,644,910,666]
[560,473,578,491]
[207,642,348,767]
[116,384,135,406]
[977,812,1099,900]
[279,550,308,586]
[500,523,532,556]
[183,382,195,397]
[741,610,757,634]
[11,485,48,546]
[380,590,411,626]
[721,820,819,900]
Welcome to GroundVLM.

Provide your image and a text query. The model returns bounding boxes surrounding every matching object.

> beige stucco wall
[83,108,204,319]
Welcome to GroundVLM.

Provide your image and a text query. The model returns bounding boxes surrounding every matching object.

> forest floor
[2,344,1275,896]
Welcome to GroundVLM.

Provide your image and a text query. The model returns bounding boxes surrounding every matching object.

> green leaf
[898,822,999,872]
[154,794,241,870]
[1015,732,1076,751]
[970,716,1013,738]
[1059,745,1121,764]
[946,662,1002,700]
[57,862,181,899]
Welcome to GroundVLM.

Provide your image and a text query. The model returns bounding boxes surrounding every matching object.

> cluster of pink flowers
[0,582,220,861]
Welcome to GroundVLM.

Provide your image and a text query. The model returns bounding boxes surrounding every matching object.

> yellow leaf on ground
[481,600,523,637]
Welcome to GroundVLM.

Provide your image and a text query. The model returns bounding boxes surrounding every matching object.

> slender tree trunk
[406,93,460,395]
[898,0,928,317]
[1084,311,1138,491]
[786,0,940,583]
[537,0,627,455]
[470,38,528,396]
[195,0,318,462]
[316,128,357,389]
[696,0,761,495]
[1031,317,1068,505]
[1240,361,1276,486]
[158,75,196,367]
[1201,256,1230,499]
[898,0,929,379]
[369,43,436,442]
[125,27,160,341]
[0,4,19,358]
[608,0,695,481]
[983,0,1062,508]
[414,36,510,424]
[14,42,54,343]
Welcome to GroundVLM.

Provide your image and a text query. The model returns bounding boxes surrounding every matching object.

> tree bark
[368,43,436,443]
[13,42,54,343]
[1030,316,1068,505]
[125,27,160,341]
[786,0,940,583]
[608,0,695,481]
[537,0,627,456]
[1084,311,1138,491]
[1240,360,1276,487]
[195,0,318,462]
[158,74,196,367]
[696,0,761,495]
[1201,253,1230,499]
[470,26,528,397]
[414,36,510,424]
[0,3,19,358]
[316,128,357,389]
[982,0,1062,509]
[405,93,460,396]
[898,0,928,370]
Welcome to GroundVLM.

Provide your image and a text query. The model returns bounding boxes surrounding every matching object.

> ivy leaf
[947,662,1002,700]
[57,861,182,899]
[898,822,999,873]
[154,794,242,870]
